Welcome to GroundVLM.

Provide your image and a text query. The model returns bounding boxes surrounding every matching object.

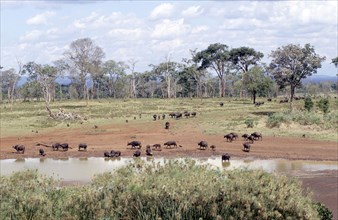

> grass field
[1,97,337,141]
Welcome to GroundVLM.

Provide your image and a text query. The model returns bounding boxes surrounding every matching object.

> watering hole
[1,157,337,182]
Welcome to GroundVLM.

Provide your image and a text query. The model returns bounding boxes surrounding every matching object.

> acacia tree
[101,60,127,98]
[63,38,105,103]
[193,43,231,97]
[230,47,264,98]
[269,43,325,111]
[242,66,273,103]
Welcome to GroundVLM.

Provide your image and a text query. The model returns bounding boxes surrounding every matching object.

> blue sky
[1,0,337,76]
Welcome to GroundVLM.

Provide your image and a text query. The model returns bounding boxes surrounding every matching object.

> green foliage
[244,117,255,128]
[317,97,330,114]
[315,202,333,220]
[0,161,322,220]
[304,96,314,112]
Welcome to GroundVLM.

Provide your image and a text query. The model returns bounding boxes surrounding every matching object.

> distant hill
[302,75,337,84]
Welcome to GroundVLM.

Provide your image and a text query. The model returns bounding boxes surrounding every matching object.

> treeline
[1,38,337,107]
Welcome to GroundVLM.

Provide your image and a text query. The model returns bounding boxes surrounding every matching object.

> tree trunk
[253,91,257,104]
[220,77,225,97]
[289,85,295,112]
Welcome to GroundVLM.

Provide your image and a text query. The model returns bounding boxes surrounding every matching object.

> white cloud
[108,28,144,41]
[191,26,208,34]
[151,39,182,52]
[182,5,204,17]
[149,3,174,20]
[20,30,43,41]
[151,19,188,39]
[26,11,55,25]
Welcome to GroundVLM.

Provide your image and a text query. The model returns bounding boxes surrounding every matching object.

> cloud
[182,5,204,17]
[151,19,189,39]
[149,3,174,20]
[108,28,144,41]
[20,30,44,41]
[26,11,55,25]
[191,26,209,34]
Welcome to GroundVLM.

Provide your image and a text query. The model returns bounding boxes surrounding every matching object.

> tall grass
[0,160,323,219]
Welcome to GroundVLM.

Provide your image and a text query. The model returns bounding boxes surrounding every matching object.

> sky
[1,0,338,76]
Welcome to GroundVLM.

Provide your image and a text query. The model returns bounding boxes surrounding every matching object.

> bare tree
[128,59,138,98]
[63,38,105,104]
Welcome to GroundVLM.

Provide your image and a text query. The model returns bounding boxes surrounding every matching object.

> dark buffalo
[191,112,197,117]
[52,143,61,151]
[242,142,251,152]
[242,134,250,140]
[169,112,176,118]
[247,135,255,144]
[104,151,111,157]
[78,143,87,151]
[198,141,208,150]
[221,153,230,162]
[60,143,69,151]
[146,145,153,156]
[251,132,262,141]
[152,144,162,151]
[153,114,157,121]
[176,113,182,119]
[133,150,141,157]
[162,114,166,120]
[230,132,239,140]
[184,112,190,118]
[39,148,46,156]
[224,133,234,142]
[165,122,170,129]
[127,141,142,149]
[220,102,224,107]
[164,141,177,148]
[210,145,216,151]
[12,145,25,154]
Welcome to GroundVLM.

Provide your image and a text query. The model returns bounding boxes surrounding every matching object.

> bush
[315,202,333,220]
[304,96,314,112]
[0,160,321,220]
[266,112,290,128]
[244,117,255,128]
[317,98,330,114]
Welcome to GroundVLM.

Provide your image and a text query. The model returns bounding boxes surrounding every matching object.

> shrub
[317,98,330,114]
[266,112,290,128]
[304,96,314,112]
[315,202,333,220]
[244,117,255,128]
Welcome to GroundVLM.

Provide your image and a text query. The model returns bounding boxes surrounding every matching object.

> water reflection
[1,157,337,182]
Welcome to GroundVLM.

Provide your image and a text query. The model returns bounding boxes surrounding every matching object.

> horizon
[1,1,338,76]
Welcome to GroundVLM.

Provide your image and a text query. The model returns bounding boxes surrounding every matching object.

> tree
[304,96,314,112]
[230,47,264,98]
[269,43,325,111]
[332,57,338,68]
[193,43,231,97]
[63,38,105,103]
[127,59,139,98]
[242,66,273,103]
[317,97,330,114]
[101,60,127,98]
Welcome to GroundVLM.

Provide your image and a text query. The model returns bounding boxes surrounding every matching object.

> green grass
[1,97,337,141]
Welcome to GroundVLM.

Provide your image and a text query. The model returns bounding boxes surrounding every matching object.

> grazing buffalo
[198,141,208,150]
[162,114,166,120]
[221,153,230,162]
[39,149,46,156]
[60,143,69,151]
[12,145,25,154]
[133,150,141,157]
[104,151,111,157]
[242,134,250,140]
[230,132,239,140]
[243,142,251,152]
[224,133,235,142]
[127,141,142,149]
[251,132,262,141]
[165,122,170,129]
[153,144,161,150]
[210,145,216,151]
[164,141,177,148]
[146,145,153,156]
[78,143,87,151]
[169,112,176,118]
[247,135,255,144]
[191,112,197,117]
[52,143,61,151]
[153,114,157,121]
[220,102,224,107]
[184,112,190,118]
[176,113,182,119]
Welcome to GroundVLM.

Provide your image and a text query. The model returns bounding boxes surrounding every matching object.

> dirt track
[1,121,337,218]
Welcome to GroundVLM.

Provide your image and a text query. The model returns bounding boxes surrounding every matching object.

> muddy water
[1,157,337,182]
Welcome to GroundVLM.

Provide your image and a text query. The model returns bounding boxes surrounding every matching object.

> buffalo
[12,145,25,154]
[191,112,197,117]
[152,144,162,150]
[146,145,153,156]
[133,150,141,157]
[176,113,182,119]
[153,114,157,121]
[78,143,87,151]
[243,142,251,152]
[52,143,61,151]
[230,132,239,140]
[224,133,235,142]
[247,135,255,144]
[162,114,166,120]
[39,148,46,156]
[60,143,69,151]
[242,134,250,140]
[184,112,191,118]
[127,141,142,149]
[220,102,224,107]
[165,122,170,129]
[221,153,230,162]
[164,141,177,148]
[251,132,262,141]
[210,145,216,151]
[198,141,208,150]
